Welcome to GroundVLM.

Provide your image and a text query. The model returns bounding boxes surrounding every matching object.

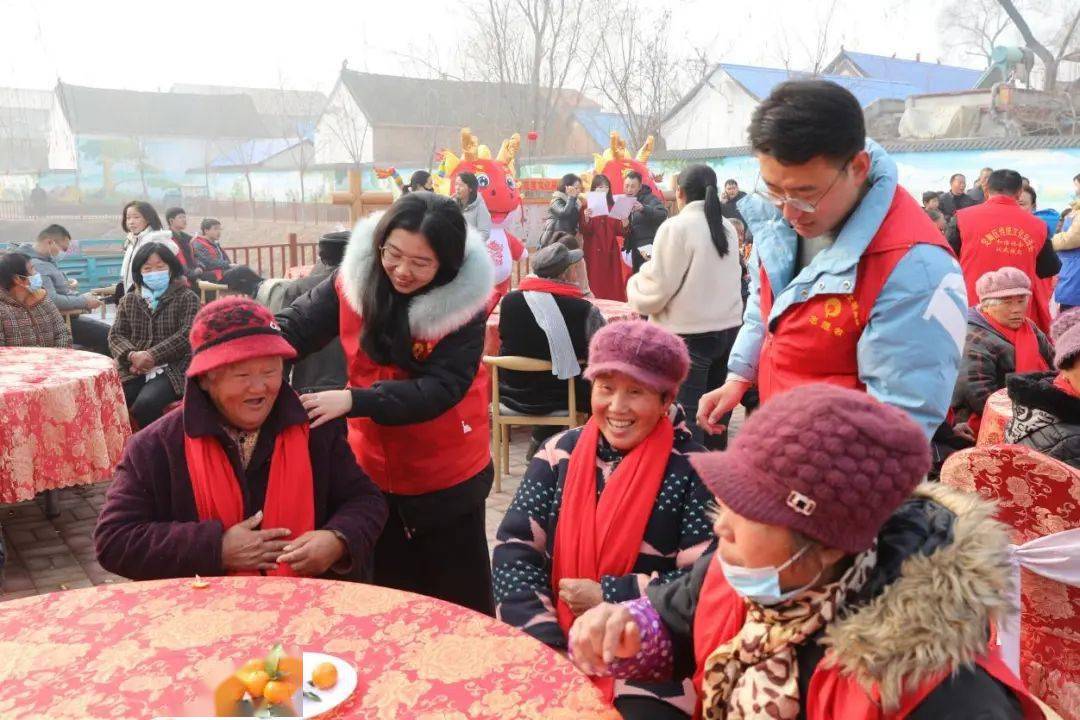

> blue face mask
[142,270,171,294]
[26,273,43,291]
[718,544,820,606]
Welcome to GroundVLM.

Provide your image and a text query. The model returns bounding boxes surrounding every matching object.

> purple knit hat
[584,319,690,395]
[689,384,930,554]
[975,266,1031,302]
[1052,307,1080,369]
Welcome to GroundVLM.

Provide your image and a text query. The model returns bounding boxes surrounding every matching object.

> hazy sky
[0,0,1049,94]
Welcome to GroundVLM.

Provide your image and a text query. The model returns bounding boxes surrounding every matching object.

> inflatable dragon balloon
[585,131,662,197]
[437,128,527,297]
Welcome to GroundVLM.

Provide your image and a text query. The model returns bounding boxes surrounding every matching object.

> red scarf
[518,276,585,299]
[1054,373,1080,398]
[184,423,315,577]
[979,310,1049,374]
[550,415,674,697]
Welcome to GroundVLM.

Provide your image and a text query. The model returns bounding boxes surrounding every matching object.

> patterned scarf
[701,543,878,720]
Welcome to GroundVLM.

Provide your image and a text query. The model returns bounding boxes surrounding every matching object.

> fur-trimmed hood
[1008,371,1080,426]
[821,482,1014,709]
[339,211,494,341]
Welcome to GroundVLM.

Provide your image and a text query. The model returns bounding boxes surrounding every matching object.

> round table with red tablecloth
[976,387,1013,446]
[0,576,619,719]
[0,347,130,504]
[485,297,640,356]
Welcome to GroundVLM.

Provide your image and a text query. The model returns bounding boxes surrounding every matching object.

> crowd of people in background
[3,75,1079,719]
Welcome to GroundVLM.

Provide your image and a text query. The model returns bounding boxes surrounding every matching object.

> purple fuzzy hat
[1052,307,1080,369]
[689,384,930,554]
[584,319,690,395]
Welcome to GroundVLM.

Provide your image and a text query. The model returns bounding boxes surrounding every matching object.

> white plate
[300,652,357,719]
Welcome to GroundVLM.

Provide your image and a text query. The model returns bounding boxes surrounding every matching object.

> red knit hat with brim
[689,384,931,554]
[186,296,297,377]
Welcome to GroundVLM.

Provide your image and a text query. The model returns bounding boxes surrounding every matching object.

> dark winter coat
[492,406,713,710]
[0,288,71,348]
[938,190,979,219]
[540,191,581,244]
[625,186,669,271]
[952,308,1053,420]
[1006,371,1080,468]
[108,282,200,395]
[93,380,388,581]
[497,287,605,415]
[641,484,1025,719]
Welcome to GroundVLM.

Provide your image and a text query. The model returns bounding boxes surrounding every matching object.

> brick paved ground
[1,410,742,602]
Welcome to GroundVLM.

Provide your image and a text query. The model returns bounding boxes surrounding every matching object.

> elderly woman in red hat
[568,384,1048,720]
[94,297,387,581]
[493,319,714,717]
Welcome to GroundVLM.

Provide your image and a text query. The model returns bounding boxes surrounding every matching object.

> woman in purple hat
[94,296,387,582]
[493,319,714,716]
[568,384,1046,720]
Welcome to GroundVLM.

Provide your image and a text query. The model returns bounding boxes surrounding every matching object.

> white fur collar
[339,212,495,340]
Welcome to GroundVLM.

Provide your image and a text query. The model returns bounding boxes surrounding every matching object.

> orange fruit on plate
[311,662,338,690]
[263,680,296,705]
[241,658,265,674]
[236,669,270,698]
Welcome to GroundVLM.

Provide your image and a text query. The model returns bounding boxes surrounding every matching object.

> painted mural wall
[519,146,1080,214]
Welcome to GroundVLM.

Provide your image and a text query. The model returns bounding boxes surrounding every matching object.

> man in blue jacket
[697,80,967,439]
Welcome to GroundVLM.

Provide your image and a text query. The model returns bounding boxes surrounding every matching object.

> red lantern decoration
[526,131,539,142]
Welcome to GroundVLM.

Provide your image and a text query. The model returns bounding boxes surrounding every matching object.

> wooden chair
[483,355,585,493]
[60,308,87,335]
[90,286,115,319]
[198,281,234,305]
[941,445,1080,719]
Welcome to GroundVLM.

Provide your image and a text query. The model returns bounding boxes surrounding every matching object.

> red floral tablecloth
[485,298,639,356]
[0,347,130,503]
[0,577,618,719]
[976,387,1012,446]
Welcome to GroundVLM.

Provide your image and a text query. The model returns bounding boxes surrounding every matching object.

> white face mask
[718,544,822,606]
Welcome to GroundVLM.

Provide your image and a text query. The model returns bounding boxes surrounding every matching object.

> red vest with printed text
[334,276,491,495]
[689,559,1046,720]
[956,195,1052,332]
[757,187,954,404]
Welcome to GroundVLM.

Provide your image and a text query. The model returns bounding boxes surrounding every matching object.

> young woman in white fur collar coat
[276,192,497,614]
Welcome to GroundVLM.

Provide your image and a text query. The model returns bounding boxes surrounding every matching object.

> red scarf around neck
[979,309,1049,374]
[550,415,674,697]
[1054,372,1080,398]
[518,275,585,299]
[184,423,315,577]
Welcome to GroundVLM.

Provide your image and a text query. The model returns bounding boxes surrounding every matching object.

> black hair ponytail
[679,163,729,259]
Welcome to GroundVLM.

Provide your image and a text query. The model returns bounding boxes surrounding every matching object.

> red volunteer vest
[690,559,1046,720]
[334,277,491,495]
[956,195,1052,333]
[757,187,953,404]
[191,236,226,281]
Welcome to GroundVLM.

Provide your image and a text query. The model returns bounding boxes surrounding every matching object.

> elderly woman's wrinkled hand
[300,390,353,429]
[277,530,347,576]
[567,602,641,677]
[558,577,603,616]
[129,351,155,374]
[221,511,292,573]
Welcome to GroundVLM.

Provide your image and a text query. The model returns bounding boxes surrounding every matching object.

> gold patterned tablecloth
[0,576,619,719]
[0,347,130,503]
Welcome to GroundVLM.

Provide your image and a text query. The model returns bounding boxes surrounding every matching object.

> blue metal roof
[573,109,631,149]
[841,51,983,94]
[720,63,918,107]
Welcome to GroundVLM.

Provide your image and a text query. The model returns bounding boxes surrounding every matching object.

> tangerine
[263,680,295,705]
[241,658,265,674]
[237,669,270,698]
[311,662,338,690]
